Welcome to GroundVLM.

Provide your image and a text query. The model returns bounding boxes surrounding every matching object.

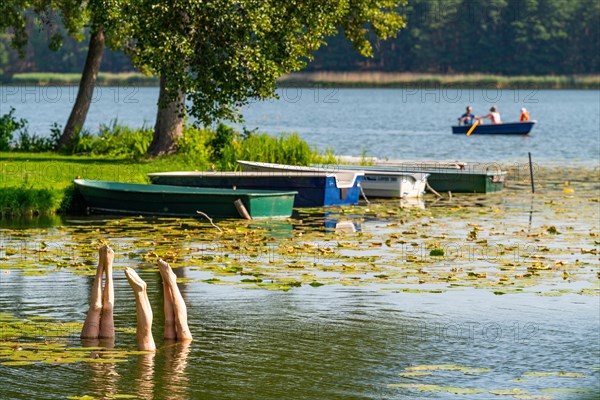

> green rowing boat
[74,179,297,219]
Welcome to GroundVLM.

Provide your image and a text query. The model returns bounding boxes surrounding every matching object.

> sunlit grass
[0,152,205,216]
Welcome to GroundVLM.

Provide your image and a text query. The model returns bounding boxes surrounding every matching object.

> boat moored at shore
[74,179,297,219]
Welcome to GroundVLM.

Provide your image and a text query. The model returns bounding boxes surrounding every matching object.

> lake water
[0,87,599,399]
[1,179,599,399]
[1,86,599,165]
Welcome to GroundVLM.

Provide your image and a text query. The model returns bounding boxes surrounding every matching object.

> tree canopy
[100,0,406,125]
[2,0,598,77]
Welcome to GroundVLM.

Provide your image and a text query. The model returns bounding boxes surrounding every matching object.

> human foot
[157,259,177,283]
[98,245,114,267]
[125,267,147,293]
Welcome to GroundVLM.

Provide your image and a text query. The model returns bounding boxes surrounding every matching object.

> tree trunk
[58,27,105,149]
[147,76,185,157]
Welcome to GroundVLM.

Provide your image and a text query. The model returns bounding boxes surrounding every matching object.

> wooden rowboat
[74,179,297,219]
[452,121,536,135]
[147,171,363,207]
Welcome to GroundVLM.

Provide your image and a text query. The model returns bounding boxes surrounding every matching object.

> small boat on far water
[74,179,297,219]
[452,121,536,135]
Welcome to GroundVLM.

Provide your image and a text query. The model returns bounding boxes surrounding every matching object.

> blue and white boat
[236,160,427,199]
[148,170,364,208]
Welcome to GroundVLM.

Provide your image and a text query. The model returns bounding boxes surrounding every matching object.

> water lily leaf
[405,364,489,373]
[488,389,528,395]
[1,360,36,366]
[399,371,432,377]
[523,371,585,378]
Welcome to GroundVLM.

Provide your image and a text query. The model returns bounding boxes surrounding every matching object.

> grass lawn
[0,152,208,216]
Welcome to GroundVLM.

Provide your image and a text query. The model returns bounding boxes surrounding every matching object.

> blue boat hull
[148,172,363,208]
[452,121,536,135]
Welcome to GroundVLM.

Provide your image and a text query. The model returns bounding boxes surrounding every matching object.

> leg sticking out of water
[158,259,193,341]
[125,267,156,351]
[99,246,115,339]
[81,245,115,339]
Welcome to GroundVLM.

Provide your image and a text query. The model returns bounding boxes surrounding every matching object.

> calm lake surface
[1,88,599,399]
[1,87,599,164]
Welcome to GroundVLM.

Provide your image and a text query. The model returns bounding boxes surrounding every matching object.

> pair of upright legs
[82,246,192,351]
[124,260,192,351]
[81,245,115,340]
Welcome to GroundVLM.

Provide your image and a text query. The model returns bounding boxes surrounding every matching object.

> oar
[466,120,479,136]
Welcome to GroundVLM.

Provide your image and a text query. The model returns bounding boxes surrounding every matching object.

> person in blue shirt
[458,106,476,125]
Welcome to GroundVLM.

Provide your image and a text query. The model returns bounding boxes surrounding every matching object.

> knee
[102,302,114,313]
[90,302,103,313]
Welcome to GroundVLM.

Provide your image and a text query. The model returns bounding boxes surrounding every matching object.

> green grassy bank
[0,152,198,217]
[279,72,600,89]
[4,72,599,89]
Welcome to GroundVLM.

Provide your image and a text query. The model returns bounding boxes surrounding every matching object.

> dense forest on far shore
[0,0,598,78]
[308,0,599,75]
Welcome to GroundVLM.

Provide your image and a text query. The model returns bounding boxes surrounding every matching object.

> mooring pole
[528,152,535,193]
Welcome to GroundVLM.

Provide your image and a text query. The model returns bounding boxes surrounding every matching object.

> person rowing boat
[479,106,502,124]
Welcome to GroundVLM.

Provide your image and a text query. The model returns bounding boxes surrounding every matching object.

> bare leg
[99,246,115,338]
[158,260,192,341]
[125,267,156,351]
[81,250,105,339]
[161,274,177,340]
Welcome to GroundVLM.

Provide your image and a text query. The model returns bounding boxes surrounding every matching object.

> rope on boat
[359,184,370,204]
[426,182,443,199]
[196,210,223,232]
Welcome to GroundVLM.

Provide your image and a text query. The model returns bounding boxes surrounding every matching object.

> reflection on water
[0,215,63,229]
[332,220,358,233]
[399,198,426,209]
[81,339,120,399]
[135,352,155,400]
[162,341,191,399]
[324,212,362,233]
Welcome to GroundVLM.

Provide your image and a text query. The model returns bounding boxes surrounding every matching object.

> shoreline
[3,72,598,90]
[1,152,598,217]
[279,72,600,90]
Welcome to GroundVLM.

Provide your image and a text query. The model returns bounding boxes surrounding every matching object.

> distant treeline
[309,0,599,75]
[0,0,598,77]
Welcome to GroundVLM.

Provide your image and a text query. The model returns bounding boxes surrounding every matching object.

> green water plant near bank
[8,72,158,86]
[279,72,600,89]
